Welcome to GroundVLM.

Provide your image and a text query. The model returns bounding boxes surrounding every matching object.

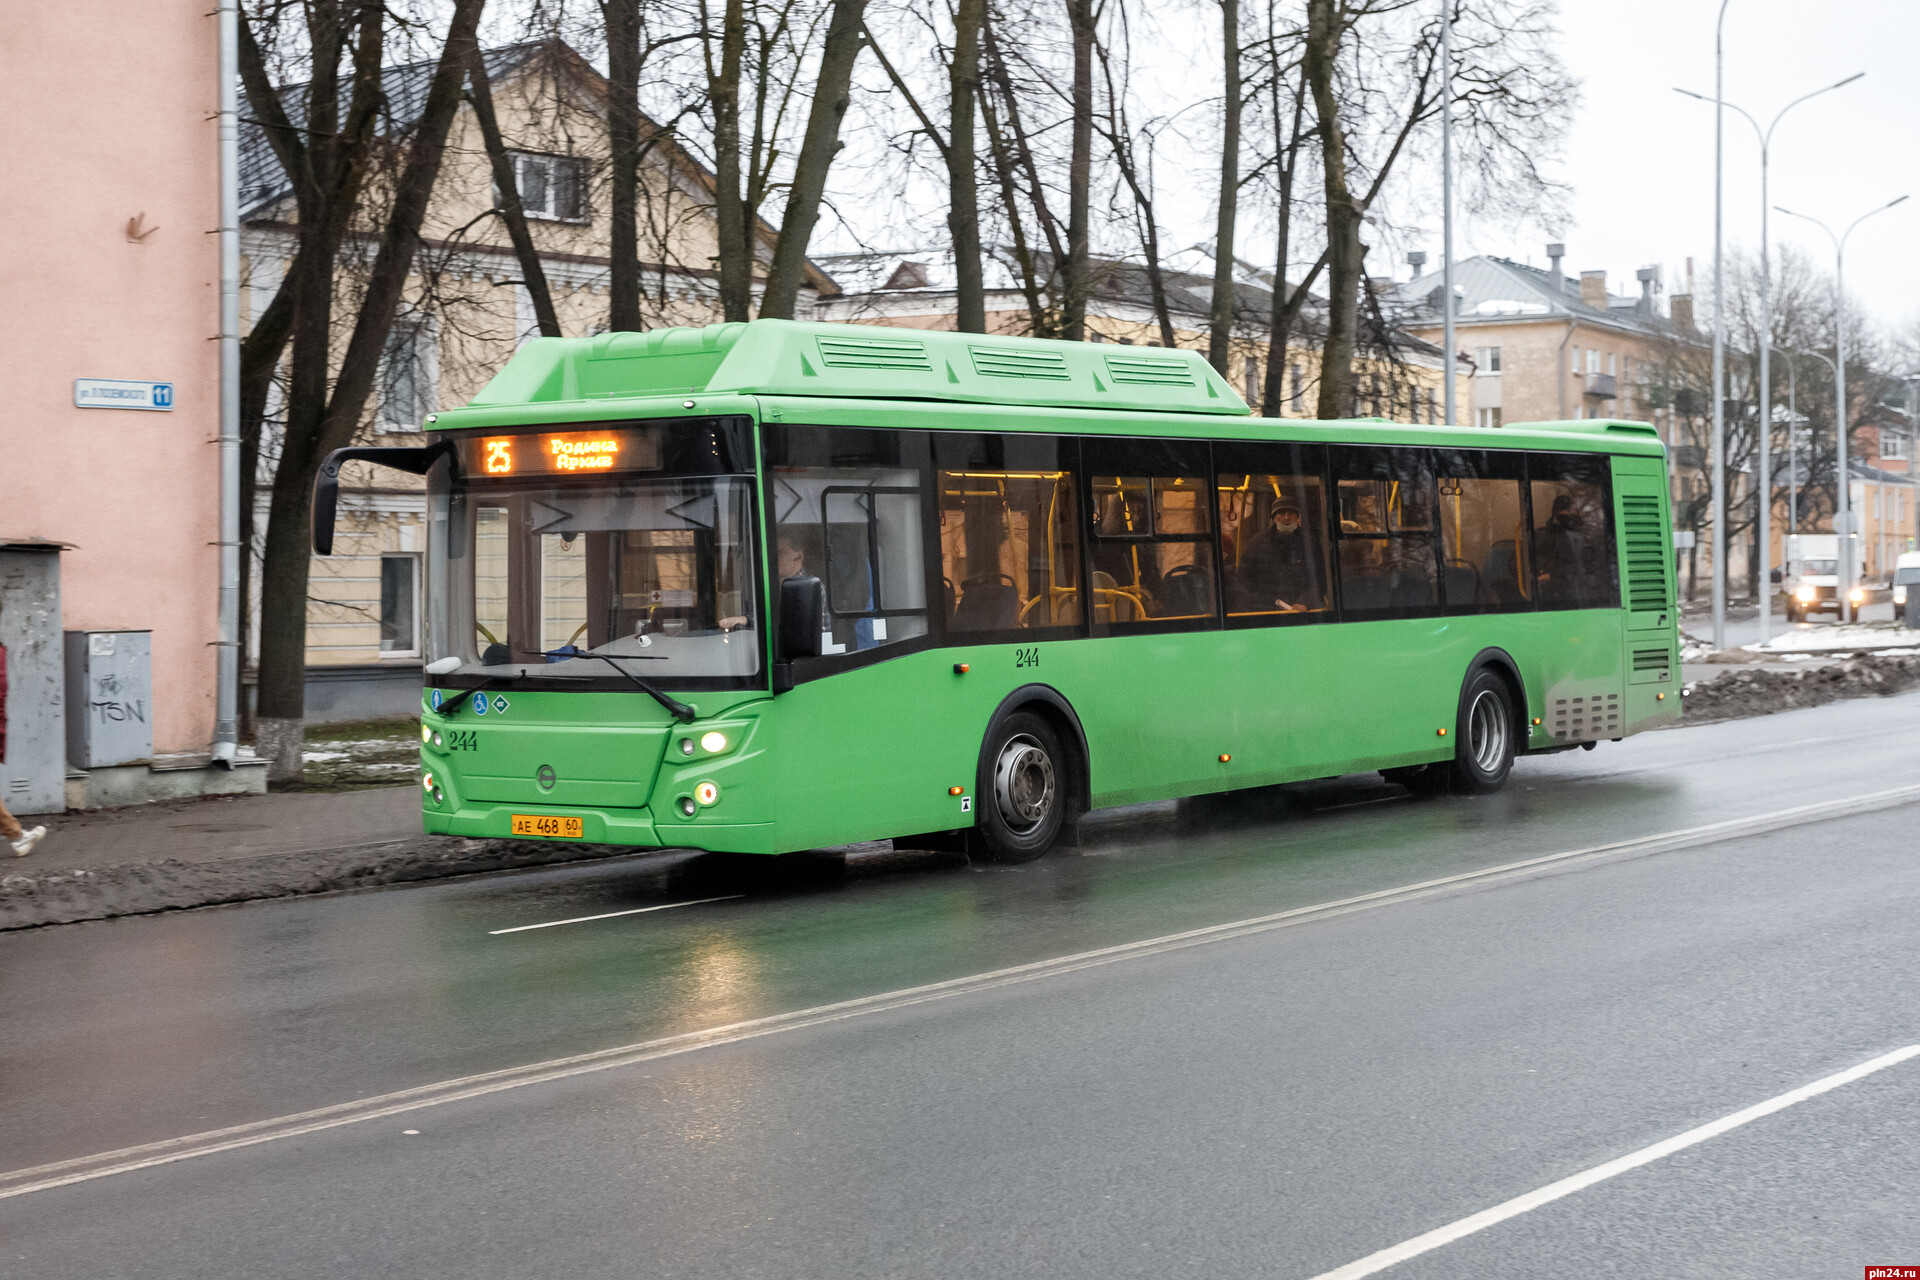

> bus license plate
[512,814,583,839]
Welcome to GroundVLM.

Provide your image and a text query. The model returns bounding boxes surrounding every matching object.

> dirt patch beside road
[1683,654,1920,725]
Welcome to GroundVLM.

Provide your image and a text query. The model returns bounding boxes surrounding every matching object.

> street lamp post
[1777,196,1911,623]
[1674,72,1863,645]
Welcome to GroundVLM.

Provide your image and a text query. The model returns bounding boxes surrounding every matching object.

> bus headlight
[1796,585,1816,603]
[695,781,720,807]
[1850,587,1866,604]
[699,731,727,754]
[421,724,432,744]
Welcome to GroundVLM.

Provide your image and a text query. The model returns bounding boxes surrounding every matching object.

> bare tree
[762,0,869,317]
[1205,0,1242,374]
[242,0,489,778]
[467,45,561,337]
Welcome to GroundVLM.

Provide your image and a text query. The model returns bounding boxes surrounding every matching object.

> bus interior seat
[1483,540,1524,605]
[953,575,1021,630]
[1442,558,1482,606]
[1158,563,1212,617]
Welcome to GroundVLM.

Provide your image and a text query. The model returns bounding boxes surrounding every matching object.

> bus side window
[1331,446,1439,617]
[1082,439,1218,628]
[767,424,931,654]
[1213,440,1332,621]
[1435,449,1531,613]
[933,433,1082,634]
[1530,453,1618,610]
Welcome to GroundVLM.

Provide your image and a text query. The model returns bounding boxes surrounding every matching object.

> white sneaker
[11,826,45,857]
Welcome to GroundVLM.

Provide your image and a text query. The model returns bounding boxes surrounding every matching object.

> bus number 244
[1014,647,1041,669]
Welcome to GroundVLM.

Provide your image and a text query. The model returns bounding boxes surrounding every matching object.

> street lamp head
[1887,195,1912,210]
[1672,87,1712,103]
[1831,72,1866,90]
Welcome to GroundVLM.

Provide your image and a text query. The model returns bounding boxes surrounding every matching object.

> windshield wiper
[529,650,698,723]
[438,670,590,716]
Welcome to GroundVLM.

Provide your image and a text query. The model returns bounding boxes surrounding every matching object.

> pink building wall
[0,3,221,755]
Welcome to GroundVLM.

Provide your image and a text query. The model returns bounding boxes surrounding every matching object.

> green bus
[314,320,1680,863]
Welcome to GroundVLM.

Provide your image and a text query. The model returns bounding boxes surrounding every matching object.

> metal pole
[1786,353,1796,536]
[1440,0,1455,427]
[1756,134,1772,644]
[1836,238,1851,622]
[1710,0,1729,649]
[214,0,241,764]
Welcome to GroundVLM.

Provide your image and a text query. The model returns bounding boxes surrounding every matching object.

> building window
[1607,352,1617,376]
[1290,363,1306,413]
[1882,433,1909,461]
[380,554,421,655]
[1476,407,1502,429]
[1571,345,1580,374]
[508,152,586,221]
[1244,357,1261,408]
[1427,388,1438,425]
[1475,346,1502,374]
[378,318,435,430]
[1586,348,1600,375]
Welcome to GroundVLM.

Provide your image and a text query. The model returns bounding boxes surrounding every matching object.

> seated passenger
[1234,502,1325,611]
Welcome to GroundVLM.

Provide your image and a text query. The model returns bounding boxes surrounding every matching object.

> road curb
[0,836,647,931]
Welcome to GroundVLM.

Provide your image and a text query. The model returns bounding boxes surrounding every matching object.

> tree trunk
[253,0,488,779]
[761,0,868,319]
[947,0,987,333]
[237,270,296,735]
[1306,0,1360,420]
[603,1,643,330]
[469,46,560,338]
[709,0,752,322]
[1206,0,1241,375]
[1062,0,1095,341]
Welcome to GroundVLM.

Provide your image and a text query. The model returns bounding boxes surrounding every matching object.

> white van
[1784,534,1845,622]
[1894,550,1920,608]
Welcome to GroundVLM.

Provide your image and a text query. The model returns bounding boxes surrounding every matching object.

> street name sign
[74,378,174,411]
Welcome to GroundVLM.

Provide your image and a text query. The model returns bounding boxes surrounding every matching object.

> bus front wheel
[1450,668,1517,794]
[975,711,1067,864]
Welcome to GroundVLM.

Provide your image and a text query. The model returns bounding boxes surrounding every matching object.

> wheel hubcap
[1468,689,1509,773]
[993,734,1056,834]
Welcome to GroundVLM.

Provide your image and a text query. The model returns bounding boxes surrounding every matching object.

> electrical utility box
[0,543,68,815]
[65,630,153,769]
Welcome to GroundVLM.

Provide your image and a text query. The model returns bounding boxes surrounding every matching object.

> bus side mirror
[778,575,824,662]
[312,443,450,555]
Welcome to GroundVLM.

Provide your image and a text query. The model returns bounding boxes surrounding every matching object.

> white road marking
[5,783,1918,1202]
[1306,1044,1920,1280]
[488,895,743,934]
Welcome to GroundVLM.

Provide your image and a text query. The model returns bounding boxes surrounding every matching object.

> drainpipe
[213,0,241,765]
[1557,319,1577,420]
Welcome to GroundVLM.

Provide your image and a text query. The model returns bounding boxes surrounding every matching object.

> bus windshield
[438,474,760,684]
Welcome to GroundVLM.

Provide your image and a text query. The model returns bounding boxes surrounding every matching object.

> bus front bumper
[424,801,776,854]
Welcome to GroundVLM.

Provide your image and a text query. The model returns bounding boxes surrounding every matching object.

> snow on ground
[1749,622,1920,654]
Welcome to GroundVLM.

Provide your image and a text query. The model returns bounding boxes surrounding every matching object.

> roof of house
[241,41,837,294]
[1392,255,1677,339]
[815,247,1444,360]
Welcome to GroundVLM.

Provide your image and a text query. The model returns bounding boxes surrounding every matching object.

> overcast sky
[1515,0,1919,333]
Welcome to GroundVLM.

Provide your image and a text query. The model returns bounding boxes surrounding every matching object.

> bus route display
[459,427,662,478]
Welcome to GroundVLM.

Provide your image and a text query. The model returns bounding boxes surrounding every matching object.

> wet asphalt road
[5,694,1920,1277]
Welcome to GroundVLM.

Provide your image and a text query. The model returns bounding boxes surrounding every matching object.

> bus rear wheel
[975,711,1067,864]
[1449,668,1517,794]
